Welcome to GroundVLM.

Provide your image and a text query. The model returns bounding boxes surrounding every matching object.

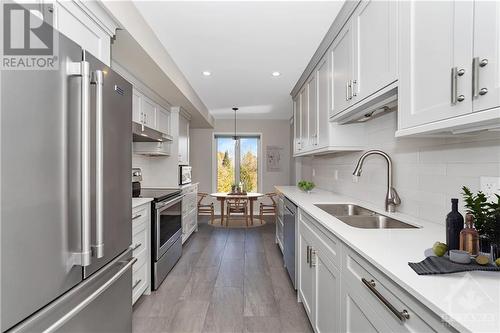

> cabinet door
[298,232,314,320]
[132,89,142,124]
[178,114,190,164]
[293,97,302,153]
[330,21,354,118]
[307,74,318,149]
[300,87,309,150]
[157,106,170,136]
[353,0,398,102]
[398,1,474,129]
[316,57,329,149]
[49,1,111,65]
[473,1,500,113]
[141,96,157,129]
[314,250,341,333]
[341,282,390,333]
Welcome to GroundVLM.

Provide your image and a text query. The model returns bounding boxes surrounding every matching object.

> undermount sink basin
[314,204,418,229]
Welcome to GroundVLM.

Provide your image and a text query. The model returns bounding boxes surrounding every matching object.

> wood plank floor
[133,216,313,333]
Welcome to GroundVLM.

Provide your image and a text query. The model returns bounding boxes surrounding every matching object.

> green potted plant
[462,186,500,257]
[298,180,315,193]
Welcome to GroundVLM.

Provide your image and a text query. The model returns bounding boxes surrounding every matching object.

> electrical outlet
[480,176,500,200]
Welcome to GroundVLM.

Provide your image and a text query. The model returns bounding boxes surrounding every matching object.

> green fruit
[432,242,448,257]
[495,258,500,267]
[475,255,489,265]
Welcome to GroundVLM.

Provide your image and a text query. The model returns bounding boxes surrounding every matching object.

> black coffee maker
[132,168,142,197]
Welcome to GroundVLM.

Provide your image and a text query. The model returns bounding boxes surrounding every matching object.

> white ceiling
[134,1,343,119]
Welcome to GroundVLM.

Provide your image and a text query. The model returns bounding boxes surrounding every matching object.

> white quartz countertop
[132,197,153,209]
[275,186,500,333]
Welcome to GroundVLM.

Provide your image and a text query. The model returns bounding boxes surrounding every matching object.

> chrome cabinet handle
[473,57,480,98]
[67,61,92,267]
[131,243,142,251]
[345,81,349,101]
[361,278,410,322]
[133,279,142,290]
[479,88,488,96]
[132,214,142,221]
[451,67,465,104]
[306,245,310,264]
[310,249,317,267]
[352,80,358,97]
[348,80,353,100]
[43,257,137,333]
[92,70,104,259]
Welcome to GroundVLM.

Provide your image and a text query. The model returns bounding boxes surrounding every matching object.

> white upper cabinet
[398,1,474,130]
[397,0,500,136]
[45,0,117,66]
[157,106,171,136]
[316,57,330,149]
[307,73,318,149]
[300,87,309,150]
[330,22,354,118]
[293,97,301,154]
[178,113,190,165]
[473,1,500,113]
[132,88,171,137]
[141,96,157,130]
[352,0,398,102]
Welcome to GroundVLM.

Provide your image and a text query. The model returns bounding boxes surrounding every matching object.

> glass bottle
[446,198,464,251]
[459,213,479,256]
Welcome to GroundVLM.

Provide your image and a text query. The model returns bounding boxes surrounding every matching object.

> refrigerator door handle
[91,70,104,259]
[42,257,137,333]
[67,61,92,267]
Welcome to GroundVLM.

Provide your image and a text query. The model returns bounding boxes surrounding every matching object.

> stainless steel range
[132,170,183,290]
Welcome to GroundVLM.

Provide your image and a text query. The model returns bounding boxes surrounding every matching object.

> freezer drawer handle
[42,257,137,333]
[91,70,105,259]
[132,279,142,290]
[132,214,142,220]
[131,243,142,251]
[67,60,92,267]
[361,278,410,322]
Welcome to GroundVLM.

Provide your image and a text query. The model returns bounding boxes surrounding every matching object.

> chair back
[265,192,277,206]
[227,197,248,211]
[197,192,208,205]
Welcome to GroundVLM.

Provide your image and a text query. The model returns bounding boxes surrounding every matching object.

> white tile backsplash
[301,111,500,225]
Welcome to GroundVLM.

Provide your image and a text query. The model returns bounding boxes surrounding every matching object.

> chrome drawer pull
[132,214,142,220]
[131,243,142,251]
[133,279,142,289]
[306,245,310,264]
[361,278,410,322]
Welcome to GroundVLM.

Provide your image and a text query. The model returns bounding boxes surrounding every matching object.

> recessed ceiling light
[272,71,281,77]
[202,71,211,76]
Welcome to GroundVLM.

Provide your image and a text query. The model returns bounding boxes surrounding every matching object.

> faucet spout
[352,150,401,213]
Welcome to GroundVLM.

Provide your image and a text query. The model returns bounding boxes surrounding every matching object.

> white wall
[132,110,180,187]
[300,111,500,225]
[191,119,291,211]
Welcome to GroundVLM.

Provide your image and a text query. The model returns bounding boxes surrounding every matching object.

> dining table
[210,192,264,225]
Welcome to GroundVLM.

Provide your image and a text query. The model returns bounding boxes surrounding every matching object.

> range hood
[132,122,172,142]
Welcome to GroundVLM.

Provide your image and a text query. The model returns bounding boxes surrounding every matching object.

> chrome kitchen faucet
[352,150,401,213]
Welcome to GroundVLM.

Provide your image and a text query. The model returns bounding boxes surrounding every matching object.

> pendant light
[232,107,238,140]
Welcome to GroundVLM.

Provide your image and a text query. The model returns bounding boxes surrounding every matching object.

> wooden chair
[259,193,277,224]
[197,192,215,224]
[226,197,250,227]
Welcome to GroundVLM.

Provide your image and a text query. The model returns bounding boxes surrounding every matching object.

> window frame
[212,132,263,193]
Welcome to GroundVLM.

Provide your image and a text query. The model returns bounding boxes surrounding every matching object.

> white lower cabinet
[132,202,152,304]
[181,184,198,243]
[297,206,456,333]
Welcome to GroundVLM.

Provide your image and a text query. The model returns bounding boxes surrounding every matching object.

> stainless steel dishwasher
[283,198,297,289]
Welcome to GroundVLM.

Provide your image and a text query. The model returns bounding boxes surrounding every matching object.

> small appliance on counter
[179,165,192,185]
[131,169,183,289]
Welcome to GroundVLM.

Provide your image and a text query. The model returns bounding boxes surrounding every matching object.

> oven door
[155,196,183,260]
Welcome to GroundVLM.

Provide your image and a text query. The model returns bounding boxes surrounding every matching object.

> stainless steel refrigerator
[1,28,133,332]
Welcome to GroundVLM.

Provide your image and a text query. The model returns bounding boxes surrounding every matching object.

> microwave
[179,165,192,185]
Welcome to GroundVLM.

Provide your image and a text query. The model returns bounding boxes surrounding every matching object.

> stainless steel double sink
[314,204,418,229]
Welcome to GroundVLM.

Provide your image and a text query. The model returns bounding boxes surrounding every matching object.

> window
[215,134,260,192]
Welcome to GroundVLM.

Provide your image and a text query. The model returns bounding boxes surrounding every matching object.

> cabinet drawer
[299,210,341,268]
[182,192,197,215]
[132,261,147,304]
[132,204,149,226]
[183,209,197,233]
[343,247,454,332]
[132,222,147,257]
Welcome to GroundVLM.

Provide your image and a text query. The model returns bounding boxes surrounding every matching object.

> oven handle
[156,195,184,211]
